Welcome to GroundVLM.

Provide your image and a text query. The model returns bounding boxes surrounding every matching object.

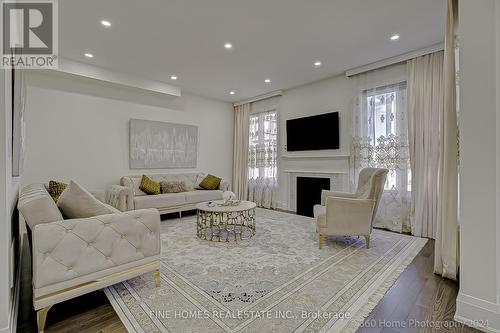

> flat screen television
[286,112,339,151]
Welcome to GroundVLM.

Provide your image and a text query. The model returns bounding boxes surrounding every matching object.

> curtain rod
[345,43,444,77]
[233,90,283,107]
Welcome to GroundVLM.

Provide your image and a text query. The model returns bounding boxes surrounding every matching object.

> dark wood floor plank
[357,239,481,333]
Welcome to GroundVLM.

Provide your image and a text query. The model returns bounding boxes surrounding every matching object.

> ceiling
[59,0,446,102]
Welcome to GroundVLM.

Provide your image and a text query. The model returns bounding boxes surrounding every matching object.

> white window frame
[248,106,279,181]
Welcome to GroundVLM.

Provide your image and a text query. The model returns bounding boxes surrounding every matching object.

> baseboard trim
[455,292,500,333]
[455,315,500,333]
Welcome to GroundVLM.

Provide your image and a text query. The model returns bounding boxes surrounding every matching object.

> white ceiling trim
[345,43,444,77]
[233,90,283,107]
[53,58,181,97]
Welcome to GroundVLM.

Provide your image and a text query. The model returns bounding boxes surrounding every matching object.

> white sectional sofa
[18,183,161,333]
[119,173,230,214]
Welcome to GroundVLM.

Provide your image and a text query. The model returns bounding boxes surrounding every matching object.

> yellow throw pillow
[48,180,67,202]
[199,174,222,190]
[139,175,161,195]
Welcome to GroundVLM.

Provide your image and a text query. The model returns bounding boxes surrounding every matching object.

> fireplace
[296,177,330,217]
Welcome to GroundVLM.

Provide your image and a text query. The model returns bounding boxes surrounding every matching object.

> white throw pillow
[57,181,112,219]
[194,173,207,190]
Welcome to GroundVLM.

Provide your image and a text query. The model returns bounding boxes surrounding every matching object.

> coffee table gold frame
[197,207,256,242]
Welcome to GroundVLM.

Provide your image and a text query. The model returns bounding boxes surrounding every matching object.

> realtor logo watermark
[1,0,58,68]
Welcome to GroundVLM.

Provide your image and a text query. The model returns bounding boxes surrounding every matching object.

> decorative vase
[222,191,236,201]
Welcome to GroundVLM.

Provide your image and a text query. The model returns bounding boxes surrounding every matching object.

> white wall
[456,0,500,331]
[0,68,21,332]
[22,71,234,190]
[274,75,353,210]
[260,63,406,210]
[497,0,500,318]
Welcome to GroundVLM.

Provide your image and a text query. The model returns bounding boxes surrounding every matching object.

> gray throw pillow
[160,181,188,194]
[57,181,112,219]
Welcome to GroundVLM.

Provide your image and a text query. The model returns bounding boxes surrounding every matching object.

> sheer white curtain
[232,103,250,200]
[247,110,279,208]
[407,51,444,238]
[435,0,458,280]
[352,70,411,233]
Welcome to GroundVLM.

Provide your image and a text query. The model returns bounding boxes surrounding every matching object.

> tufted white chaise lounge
[18,184,161,333]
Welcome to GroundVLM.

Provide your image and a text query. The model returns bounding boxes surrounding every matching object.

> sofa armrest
[219,180,230,191]
[321,190,356,205]
[32,209,160,290]
[105,185,133,211]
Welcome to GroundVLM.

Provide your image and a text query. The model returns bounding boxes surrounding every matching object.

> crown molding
[51,58,181,97]
[345,43,444,77]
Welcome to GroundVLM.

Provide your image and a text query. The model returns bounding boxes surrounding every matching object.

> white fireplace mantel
[283,169,348,175]
[283,170,349,212]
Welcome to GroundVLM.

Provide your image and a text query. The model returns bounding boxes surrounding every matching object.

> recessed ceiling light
[314,61,322,67]
[390,34,400,41]
[170,75,178,80]
[264,78,271,84]
[84,53,94,58]
[229,91,235,95]
[224,42,233,49]
[101,20,111,27]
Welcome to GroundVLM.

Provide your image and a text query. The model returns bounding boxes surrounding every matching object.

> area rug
[105,208,426,333]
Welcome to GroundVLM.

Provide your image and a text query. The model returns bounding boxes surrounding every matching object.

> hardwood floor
[17,233,480,333]
[356,240,480,333]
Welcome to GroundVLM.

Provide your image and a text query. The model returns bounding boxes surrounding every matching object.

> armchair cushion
[320,190,357,205]
[57,181,112,219]
[319,197,375,236]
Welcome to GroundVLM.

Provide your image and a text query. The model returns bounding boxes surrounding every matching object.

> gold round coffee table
[196,200,256,242]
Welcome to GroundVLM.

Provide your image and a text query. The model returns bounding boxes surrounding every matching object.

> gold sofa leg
[364,235,370,249]
[37,305,52,333]
[153,269,161,287]
[319,234,325,249]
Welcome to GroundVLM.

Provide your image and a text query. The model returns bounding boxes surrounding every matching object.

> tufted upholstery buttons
[32,208,160,289]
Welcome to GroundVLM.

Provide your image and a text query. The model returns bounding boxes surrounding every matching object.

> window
[362,82,410,192]
[248,110,278,181]
[352,78,411,233]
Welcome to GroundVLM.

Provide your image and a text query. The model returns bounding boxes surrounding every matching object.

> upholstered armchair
[313,168,388,249]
